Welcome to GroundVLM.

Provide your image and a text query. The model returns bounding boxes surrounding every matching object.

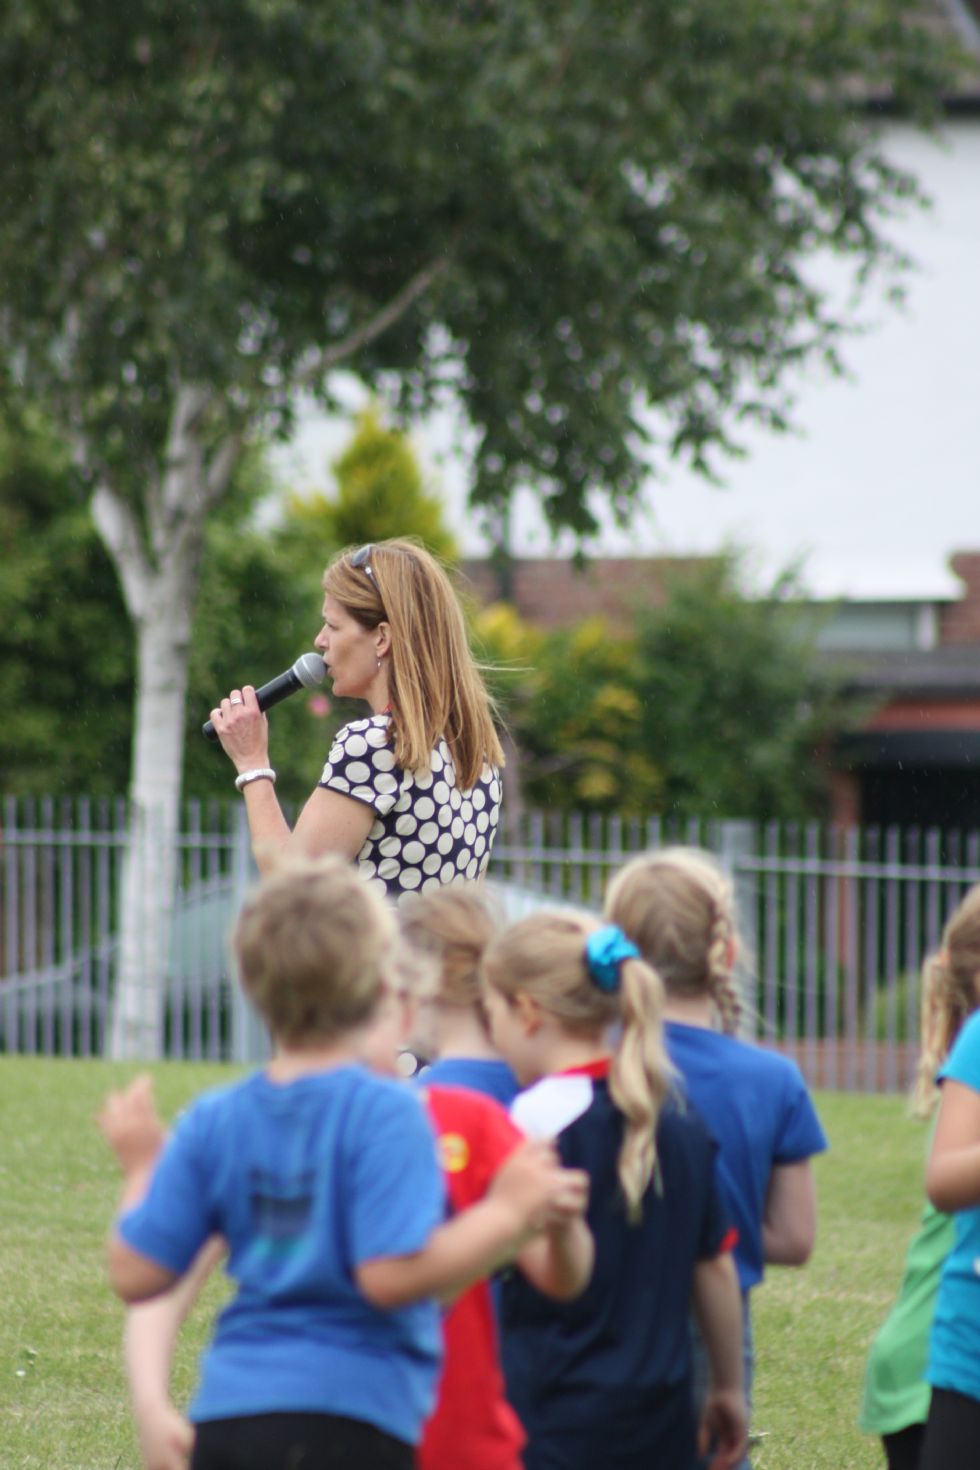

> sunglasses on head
[351,544,377,586]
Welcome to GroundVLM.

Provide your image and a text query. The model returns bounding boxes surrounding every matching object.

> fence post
[717,820,758,1040]
[228,806,268,1066]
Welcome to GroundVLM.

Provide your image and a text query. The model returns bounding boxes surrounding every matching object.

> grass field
[1,1056,926,1470]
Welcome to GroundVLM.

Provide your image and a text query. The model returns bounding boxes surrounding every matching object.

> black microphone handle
[202,667,302,742]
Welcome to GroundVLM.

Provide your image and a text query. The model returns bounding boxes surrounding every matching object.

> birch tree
[0,0,949,1054]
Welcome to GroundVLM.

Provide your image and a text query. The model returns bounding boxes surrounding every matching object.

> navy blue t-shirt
[503,1072,731,1468]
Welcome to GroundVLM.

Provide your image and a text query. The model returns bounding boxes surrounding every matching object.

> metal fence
[4,794,980,1089]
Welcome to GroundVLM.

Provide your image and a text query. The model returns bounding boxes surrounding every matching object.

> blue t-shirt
[665,1022,828,1293]
[420,1056,520,1108]
[119,1065,445,1444]
[928,1009,980,1403]
[502,1072,730,1463]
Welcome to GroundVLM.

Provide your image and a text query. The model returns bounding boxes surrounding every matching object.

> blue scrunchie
[585,924,640,993]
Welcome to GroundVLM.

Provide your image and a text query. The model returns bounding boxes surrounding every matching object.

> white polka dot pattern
[319,715,501,903]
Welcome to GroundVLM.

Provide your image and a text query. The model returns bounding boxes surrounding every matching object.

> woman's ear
[374,621,392,659]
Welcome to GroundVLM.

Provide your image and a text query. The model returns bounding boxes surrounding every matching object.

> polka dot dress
[318,714,502,903]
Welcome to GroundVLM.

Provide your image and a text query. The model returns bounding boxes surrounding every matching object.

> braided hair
[605,847,743,1036]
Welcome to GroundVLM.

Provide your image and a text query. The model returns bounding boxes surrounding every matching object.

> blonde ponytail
[609,956,675,1220]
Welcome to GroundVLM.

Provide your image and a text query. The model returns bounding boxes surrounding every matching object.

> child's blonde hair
[481,908,674,1223]
[912,884,980,1118]
[323,539,505,789]
[399,882,500,1012]
[604,847,742,1036]
[234,857,396,1045]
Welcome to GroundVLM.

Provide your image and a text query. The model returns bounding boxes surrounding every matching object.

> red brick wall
[941,554,980,645]
[459,556,713,629]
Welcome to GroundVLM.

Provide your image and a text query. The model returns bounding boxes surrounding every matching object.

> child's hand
[97,1074,168,1176]
[697,1387,749,1470]
[133,1397,194,1470]
[543,1167,590,1224]
[489,1140,590,1235]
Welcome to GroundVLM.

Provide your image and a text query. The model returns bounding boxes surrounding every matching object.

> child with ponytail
[481,907,748,1470]
[605,847,827,1469]
[858,889,980,1470]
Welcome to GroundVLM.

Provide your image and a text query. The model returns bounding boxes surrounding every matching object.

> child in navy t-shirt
[98,858,586,1470]
[482,906,748,1470]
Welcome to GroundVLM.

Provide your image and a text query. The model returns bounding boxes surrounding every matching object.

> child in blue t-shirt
[481,905,748,1470]
[99,857,585,1470]
[605,847,828,1468]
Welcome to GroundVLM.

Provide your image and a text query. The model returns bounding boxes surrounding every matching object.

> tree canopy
[1,0,952,537]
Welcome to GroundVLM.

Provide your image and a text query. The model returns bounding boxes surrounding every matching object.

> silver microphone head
[292,651,328,689]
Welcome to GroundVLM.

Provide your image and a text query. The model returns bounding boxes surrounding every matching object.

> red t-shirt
[419,1084,527,1470]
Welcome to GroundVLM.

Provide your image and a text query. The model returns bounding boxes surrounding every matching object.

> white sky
[270,121,980,601]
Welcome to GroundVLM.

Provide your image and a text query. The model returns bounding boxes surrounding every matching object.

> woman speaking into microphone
[209,539,504,902]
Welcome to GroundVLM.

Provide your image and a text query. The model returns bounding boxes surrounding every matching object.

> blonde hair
[323,538,505,789]
[481,908,675,1223]
[912,884,980,1118]
[234,856,396,1045]
[399,882,500,1011]
[605,847,742,1036]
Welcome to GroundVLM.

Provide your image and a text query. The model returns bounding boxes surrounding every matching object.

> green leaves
[1,0,954,536]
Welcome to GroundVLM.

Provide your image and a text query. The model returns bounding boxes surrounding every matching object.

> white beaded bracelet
[234,767,276,792]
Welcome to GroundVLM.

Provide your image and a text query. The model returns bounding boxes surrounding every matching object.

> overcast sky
[271,122,980,602]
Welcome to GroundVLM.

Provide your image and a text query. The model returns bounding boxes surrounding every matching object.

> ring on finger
[229,696,243,707]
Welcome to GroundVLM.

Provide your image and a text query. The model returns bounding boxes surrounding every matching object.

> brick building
[461,552,980,830]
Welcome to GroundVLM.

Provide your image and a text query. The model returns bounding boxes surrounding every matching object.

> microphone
[202,651,327,741]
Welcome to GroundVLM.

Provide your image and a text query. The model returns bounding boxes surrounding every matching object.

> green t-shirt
[859,1198,955,1435]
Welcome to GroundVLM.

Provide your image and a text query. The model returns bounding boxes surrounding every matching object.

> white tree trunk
[91,385,236,1058]
[107,605,193,1058]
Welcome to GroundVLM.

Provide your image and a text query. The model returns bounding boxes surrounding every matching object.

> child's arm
[926,1078,980,1212]
[98,1075,182,1302]
[124,1237,226,1470]
[762,1159,816,1266]
[691,1251,748,1470]
[357,1139,589,1309]
[515,1214,594,1301]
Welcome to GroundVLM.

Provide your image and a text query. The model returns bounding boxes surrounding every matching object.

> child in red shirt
[421,1083,527,1470]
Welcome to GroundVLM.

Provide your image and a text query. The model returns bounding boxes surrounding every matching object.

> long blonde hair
[605,847,742,1036]
[481,908,675,1223]
[323,539,505,788]
[912,883,980,1117]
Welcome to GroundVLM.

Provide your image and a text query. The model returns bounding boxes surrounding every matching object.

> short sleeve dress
[318,713,502,902]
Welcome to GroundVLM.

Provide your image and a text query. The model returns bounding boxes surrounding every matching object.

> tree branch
[158,383,212,541]
[294,253,452,389]
[91,483,152,623]
[204,429,243,507]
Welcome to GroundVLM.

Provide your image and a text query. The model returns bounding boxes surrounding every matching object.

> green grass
[0,1059,927,1470]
